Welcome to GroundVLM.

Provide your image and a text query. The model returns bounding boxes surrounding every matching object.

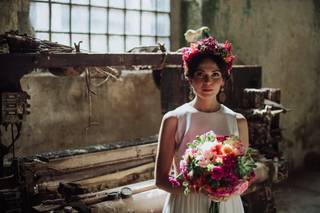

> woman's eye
[212,72,222,78]
[195,72,205,78]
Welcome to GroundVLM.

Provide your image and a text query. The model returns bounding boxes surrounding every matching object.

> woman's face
[189,58,224,100]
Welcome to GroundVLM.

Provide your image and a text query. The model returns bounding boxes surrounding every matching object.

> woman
[155,36,249,213]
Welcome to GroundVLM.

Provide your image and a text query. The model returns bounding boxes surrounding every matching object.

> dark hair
[184,52,228,80]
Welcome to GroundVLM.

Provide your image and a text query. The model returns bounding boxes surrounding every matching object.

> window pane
[71,0,89,4]
[30,2,49,31]
[141,0,156,10]
[91,0,107,7]
[51,3,70,32]
[91,35,107,53]
[52,0,69,3]
[125,11,140,35]
[157,0,170,12]
[157,13,170,36]
[109,9,124,34]
[157,37,170,51]
[109,35,124,52]
[52,33,70,46]
[141,12,156,35]
[126,0,140,10]
[35,32,49,41]
[109,0,124,8]
[126,36,140,51]
[91,7,107,33]
[141,36,155,46]
[72,34,89,51]
[72,6,89,33]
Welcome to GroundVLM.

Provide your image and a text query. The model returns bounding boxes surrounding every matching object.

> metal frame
[30,0,171,52]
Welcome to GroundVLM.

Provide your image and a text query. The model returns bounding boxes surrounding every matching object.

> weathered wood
[25,142,157,175]
[36,156,155,184]
[70,179,155,201]
[73,162,155,192]
[0,53,182,69]
[241,88,281,109]
[242,88,268,109]
[23,135,157,161]
[160,67,189,113]
[38,162,155,193]
[227,65,262,108]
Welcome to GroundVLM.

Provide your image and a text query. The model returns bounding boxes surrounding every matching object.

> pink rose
[210,166,224,180]
[168,176,181,188]
[233,180,249,195]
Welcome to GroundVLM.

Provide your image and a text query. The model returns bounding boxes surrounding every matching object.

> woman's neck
[191,96,221,112]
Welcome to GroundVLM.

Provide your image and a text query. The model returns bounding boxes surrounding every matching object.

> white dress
[162,102,245,213]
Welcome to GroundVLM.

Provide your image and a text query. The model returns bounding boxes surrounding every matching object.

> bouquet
[168,131,256,213]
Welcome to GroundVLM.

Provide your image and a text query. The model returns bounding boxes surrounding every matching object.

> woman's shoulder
[163,103,193,119]
[221,105,246,121]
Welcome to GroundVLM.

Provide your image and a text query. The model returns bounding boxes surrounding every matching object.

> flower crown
[182,36,235,75]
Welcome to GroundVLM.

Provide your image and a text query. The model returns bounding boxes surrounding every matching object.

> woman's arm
[236,113,249,151]
[154,114,183,194]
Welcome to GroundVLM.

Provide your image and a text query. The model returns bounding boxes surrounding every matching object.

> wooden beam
[73,162,155,191]
[0,53,182,69]
[27,143,157,174]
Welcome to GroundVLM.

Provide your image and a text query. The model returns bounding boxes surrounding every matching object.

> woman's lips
[202,88,214,92]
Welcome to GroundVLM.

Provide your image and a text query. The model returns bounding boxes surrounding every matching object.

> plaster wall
[13,72,163,156]
[189,0,320,169]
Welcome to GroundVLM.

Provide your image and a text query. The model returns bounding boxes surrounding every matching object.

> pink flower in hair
[181,36,235,75]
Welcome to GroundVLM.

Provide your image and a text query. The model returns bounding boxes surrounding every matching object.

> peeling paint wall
[15,72,163,156]
[182,0,320,170]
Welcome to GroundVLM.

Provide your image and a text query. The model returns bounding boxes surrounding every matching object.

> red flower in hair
[182,36,235,75]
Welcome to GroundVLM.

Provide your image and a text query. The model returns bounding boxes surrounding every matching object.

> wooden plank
[74,162,155,189]
[37,162,155,193]
[36,156,155,183]
[27,143,157,173]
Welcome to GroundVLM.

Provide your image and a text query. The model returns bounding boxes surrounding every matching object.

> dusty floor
[273,170,320,213]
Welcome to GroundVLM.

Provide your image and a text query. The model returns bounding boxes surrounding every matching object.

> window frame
[29,0,172,52]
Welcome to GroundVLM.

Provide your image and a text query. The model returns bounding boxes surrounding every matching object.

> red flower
[216,135,228,142]
[182,36,235,76]
[168,176,181,188]
[210,166,224,180]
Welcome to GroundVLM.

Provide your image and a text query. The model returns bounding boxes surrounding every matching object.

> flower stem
[209,201,219,213]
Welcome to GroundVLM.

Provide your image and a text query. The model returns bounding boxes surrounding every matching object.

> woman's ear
[221,79,225,87]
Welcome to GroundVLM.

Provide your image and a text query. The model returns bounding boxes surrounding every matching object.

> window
[29,0,171,52]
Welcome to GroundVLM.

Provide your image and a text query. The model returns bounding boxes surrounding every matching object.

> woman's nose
[202,75,211,82]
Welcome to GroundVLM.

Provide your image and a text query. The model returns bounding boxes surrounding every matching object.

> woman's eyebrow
[196,69,221,73]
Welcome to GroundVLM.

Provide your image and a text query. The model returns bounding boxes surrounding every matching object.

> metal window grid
[30,0,171,52]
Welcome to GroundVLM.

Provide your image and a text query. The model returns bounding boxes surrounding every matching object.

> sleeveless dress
[162,102,245,213]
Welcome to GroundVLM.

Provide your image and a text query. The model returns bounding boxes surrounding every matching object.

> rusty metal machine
[0,32,288,213]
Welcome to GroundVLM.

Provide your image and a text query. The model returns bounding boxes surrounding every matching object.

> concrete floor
[274,170,320,213]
